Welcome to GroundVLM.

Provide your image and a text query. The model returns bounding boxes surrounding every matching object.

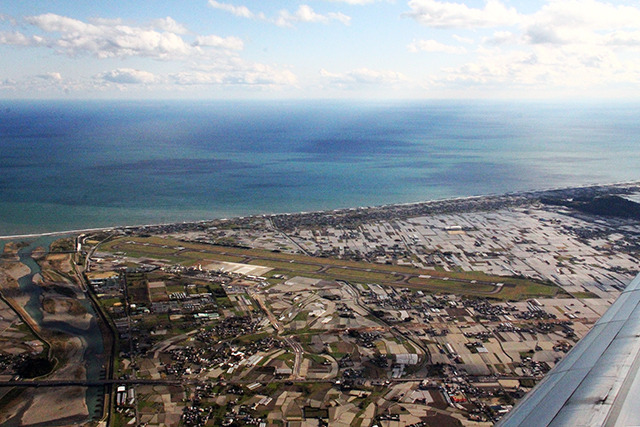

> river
[7,236,106,425]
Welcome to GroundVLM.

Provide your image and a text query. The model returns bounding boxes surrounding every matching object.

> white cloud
[4,0,640,97]
[528,0,640,32]
[171,64,297,86]
[17,13,251,60]
[0,14,18,26]
[321,68,406,85]
[325,0,380,4]
[483,30,518,45]
[452,34,475,44]
[523,25,566,45]
[276,5,351,27]
[151,17,189,34]
[208,2,350,27]
[24,13,196,59]
[405,0,520,29]
[0,12,299,93]
[519,0,640,48]
[170,71,224,85]
[405,0,640,94]
[408,39,466,54]
[0,31,44,46]
[434,43,638,89]
[0,72,80,94]
[89,17,123,26]
[27,13,93,33]
[208,1,258,19]
[1,61,297,94]
[0,78,17,90]
[605,31,640,48]
[193,35,244,50]
[36,72,63,81]
[407,0,640,36]
[98,68,157,84]
[235,67,298,85]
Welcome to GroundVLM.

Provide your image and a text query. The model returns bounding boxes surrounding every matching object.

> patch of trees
[16,356,54,379]
[541,195,640,220]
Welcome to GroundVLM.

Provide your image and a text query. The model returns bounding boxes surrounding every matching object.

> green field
[572,291,600,299]
[407,277,496,294]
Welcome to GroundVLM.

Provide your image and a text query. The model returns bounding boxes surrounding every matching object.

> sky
[1,0,640,99]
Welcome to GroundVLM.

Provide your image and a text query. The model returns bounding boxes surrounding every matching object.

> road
[269,218,311,256]
[249,290,304,379]
[338,280,431,370]
[0,374,543,389]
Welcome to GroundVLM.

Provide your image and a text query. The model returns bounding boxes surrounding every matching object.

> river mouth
[5,237,107,425]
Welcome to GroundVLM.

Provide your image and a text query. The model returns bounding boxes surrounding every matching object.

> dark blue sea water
[1,100,639,236]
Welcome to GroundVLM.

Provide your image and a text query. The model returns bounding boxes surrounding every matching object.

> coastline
[1,179,638,425]
[1,180,639,241]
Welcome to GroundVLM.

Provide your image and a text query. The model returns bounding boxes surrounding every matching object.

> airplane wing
[497,273,640,427]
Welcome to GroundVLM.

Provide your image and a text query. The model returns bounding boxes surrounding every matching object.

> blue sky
[1,0,640,99]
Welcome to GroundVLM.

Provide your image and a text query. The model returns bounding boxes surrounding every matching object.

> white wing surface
[497,273,640,427]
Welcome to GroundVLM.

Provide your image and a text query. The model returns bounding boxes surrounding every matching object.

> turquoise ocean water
[1,100,639,236]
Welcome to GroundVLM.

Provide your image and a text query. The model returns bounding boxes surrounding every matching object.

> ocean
[1,99,639,236]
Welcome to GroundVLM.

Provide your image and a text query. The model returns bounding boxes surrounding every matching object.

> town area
[1,182,639,426]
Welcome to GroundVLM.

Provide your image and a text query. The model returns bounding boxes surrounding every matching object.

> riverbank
[0,238,105,426]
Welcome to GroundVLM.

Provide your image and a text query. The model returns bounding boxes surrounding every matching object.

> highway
[0,379,183,388]
[0,374,542,389]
